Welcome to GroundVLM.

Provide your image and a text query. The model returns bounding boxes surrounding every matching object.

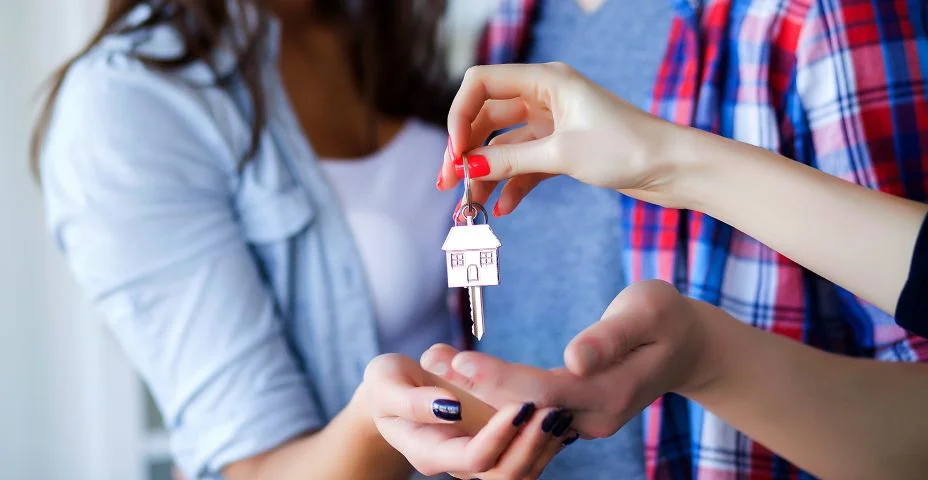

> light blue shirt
[41,5,453,478]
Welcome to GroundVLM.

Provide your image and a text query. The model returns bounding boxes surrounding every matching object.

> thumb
[465,136,565,182]
[564,301,652,377]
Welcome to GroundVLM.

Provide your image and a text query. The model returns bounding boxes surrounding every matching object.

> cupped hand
[362,353,572,479]
[421,280,717,439]
[436,63,695,216]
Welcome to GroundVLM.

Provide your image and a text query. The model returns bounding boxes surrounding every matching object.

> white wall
[0,1,143,479]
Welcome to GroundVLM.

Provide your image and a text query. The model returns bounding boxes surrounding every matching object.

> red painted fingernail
[466,155,490,178]
[436,170,444,191]
[453,155,490,179]
[448,136,457,160]
[493,202,501,217]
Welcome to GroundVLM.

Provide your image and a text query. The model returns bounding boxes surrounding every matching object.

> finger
[488,124,536,147]
[461,136,565,183]
[440,99,528,193]
[373,382,464,424]
[564,283,668,376]
[421,343,475,388]
[449,351,576,409]
[441,402,532,475]
[448,63,573,158]
[491,407,570,479]
[526,431,571,480]
[494,174,549,217]
[484,126,547,217]
[438,135,459,192]
[468,98,529,152]
[527,428,579,479]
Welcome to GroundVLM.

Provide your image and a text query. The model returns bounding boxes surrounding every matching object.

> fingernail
[425,361,449,376]
[541,409,564,433]
[493,202,501,217]
[452,359,477,379]
[432,399,462,421]
[512,402,536,427]
[453,157,464,179]
[552,412,574,436]
[453,155,490,179]
[468,155,491,178]
[562,433,580,446]
[448,136,457,160]
[435,169,445,191]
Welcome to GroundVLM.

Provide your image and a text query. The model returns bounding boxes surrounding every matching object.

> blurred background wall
[0,1,494,479]
[0,1,143,479]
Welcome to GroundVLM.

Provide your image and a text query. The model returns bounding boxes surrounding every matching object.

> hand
[361,353,573,479]
[421,281,719,439]
[436,62,697,216]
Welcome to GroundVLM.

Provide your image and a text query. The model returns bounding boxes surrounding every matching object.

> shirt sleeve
[895,213,928,337]
[792,1,928,360]
[41,56,322,478]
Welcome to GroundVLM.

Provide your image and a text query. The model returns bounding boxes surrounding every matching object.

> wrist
[675,299,739,400]
[661,125,732,212]
[347,382,386,443]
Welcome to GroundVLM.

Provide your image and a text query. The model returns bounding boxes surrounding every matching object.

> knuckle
[362,353,393,380]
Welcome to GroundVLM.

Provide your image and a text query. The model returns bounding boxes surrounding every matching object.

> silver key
[441,156,500,340]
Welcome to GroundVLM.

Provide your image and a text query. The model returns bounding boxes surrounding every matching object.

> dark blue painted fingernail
[562,433,580,446]
[541,409,564,433]
[552,412,574,436]
[512,402,536,426]
[432,399,462,421]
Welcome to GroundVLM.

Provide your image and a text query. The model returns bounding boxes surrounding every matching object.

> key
[441,155,501,340]
[469,281,485,339]
[465,213,487,340]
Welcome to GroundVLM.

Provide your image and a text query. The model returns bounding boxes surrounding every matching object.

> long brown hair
[30,0,451,178]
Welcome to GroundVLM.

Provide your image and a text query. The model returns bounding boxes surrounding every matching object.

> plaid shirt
[482,0,928,478]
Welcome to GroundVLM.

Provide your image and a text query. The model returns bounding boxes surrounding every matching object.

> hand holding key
[442,153,501,340]
[436,62,694,215]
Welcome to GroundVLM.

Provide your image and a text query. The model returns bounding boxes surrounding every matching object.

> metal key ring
[453,202,489,225]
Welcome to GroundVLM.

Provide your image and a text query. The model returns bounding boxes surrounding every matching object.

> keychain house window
[442,224,501,288]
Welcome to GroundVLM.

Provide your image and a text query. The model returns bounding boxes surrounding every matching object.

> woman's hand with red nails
[437,63,699,216]
[362,353,570,479]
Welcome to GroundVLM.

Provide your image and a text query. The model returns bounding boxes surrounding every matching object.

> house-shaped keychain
[442,223,501,288]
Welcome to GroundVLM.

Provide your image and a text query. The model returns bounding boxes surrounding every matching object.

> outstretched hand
[421,281,718,439]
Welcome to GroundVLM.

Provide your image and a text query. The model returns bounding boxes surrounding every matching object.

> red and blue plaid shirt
[482,0,928,478]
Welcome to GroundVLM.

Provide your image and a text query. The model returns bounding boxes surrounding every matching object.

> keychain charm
[441,156,501,340]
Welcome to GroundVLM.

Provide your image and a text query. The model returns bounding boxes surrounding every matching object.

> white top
[319,119,457,359]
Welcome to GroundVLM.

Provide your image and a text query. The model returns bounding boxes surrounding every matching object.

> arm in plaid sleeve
[792,0,928,356]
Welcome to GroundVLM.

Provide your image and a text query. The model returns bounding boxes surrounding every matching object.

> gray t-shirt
[479,1,673,479]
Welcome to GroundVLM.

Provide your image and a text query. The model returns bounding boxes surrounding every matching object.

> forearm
[685,300,928,479]
[675,127,926,314]
[224,391,411,480]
